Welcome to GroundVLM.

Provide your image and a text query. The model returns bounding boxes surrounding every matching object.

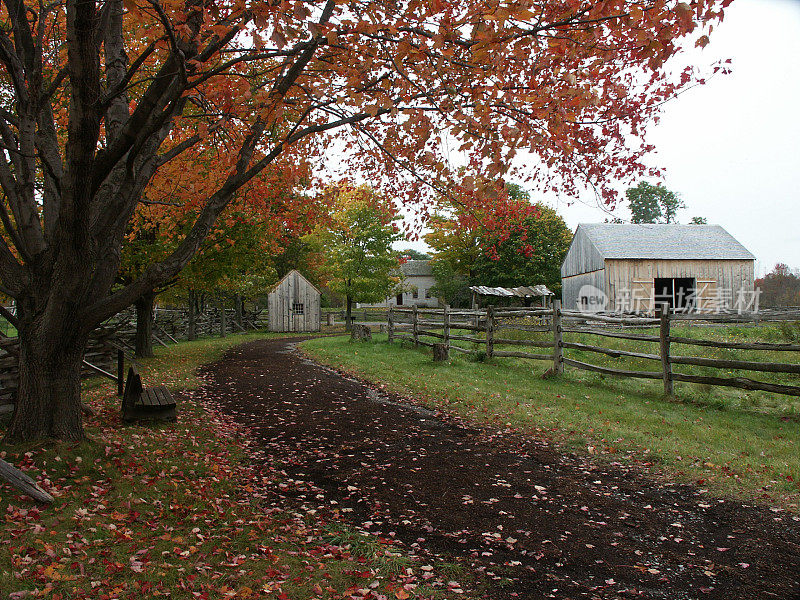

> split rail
[385,304,800,398]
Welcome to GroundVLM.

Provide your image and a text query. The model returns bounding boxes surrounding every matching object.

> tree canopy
[399,249,430,261]
[626,181,685,224]
[426,183,572,303]
[313,184,402,326]
[472,204,572,296]
[0,0,730,440]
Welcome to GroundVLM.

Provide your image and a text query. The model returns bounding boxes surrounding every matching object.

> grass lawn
[301,333,800,509]
[1,332,465,600]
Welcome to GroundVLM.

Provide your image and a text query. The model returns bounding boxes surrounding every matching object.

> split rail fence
[0,305,270,414]
[385,303,800,398]
[0,328,120,413]
[102,306,268,352]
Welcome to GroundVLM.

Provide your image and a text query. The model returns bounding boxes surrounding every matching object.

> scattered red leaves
[0,353,462,599]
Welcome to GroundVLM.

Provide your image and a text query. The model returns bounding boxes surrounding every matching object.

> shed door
[288,272,298,331]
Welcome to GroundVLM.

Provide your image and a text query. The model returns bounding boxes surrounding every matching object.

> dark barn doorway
[654,277,696,312]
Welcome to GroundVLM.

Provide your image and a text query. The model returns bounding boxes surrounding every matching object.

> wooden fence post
[388,307,395,342]
[443,305,450,350]
[657,302,674,396]
[486,305,494,359]
[412,305,419,347]
[551,299,563,374]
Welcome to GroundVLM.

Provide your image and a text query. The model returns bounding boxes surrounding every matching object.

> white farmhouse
[358,260,440,308]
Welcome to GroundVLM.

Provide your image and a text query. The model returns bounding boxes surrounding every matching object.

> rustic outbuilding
[561,224,756,314]
[267,270,321,332]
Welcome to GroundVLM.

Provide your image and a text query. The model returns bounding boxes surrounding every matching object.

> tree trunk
[234,294,243,329]
[346,296,353,332]
[134,291,155,358]
[6,321,88,442]
[219,298,226,338]
[187,290,197,341]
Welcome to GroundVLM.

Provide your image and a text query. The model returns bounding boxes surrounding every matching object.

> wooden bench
[121,365,176,422]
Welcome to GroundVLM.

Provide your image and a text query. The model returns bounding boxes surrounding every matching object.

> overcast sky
[405,0,800,276]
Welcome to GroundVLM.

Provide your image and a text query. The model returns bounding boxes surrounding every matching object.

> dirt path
[199,337,800,600]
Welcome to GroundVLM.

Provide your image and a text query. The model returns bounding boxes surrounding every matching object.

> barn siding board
[267,270,321,332]
[562,269,606,311]
[604,259,754,313]
[561,227,605,278]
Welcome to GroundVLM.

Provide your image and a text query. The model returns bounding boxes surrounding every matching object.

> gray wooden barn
[267,270,321,332]
[561,224,755,314]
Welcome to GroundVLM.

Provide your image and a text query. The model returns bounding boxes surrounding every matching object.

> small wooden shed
[267,270,321,332]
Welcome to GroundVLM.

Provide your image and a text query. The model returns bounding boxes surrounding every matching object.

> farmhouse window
[292,303,304,315]
[412,289,418,299]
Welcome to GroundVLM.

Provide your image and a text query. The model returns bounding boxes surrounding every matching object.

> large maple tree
[0,0,728,441]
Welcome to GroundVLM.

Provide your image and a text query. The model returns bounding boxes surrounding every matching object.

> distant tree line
[756,264,800,308]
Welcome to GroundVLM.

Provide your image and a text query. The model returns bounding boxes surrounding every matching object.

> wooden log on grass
[0,459,54,503]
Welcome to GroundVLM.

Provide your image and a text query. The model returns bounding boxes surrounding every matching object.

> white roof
[400,260,433,276]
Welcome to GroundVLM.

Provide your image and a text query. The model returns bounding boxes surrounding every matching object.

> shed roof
[469,285,553,297]
[576,223,755,260]
[400,260,433,277]
[267,269,321,296]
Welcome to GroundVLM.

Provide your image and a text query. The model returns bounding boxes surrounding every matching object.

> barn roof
[400,260,433,277]
[576,223,755,260]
